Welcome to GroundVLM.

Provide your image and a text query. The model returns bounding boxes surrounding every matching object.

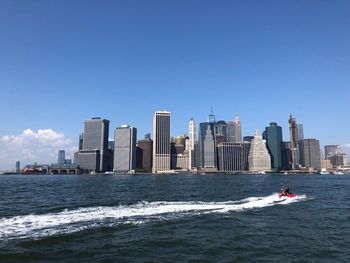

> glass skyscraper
[265,122,283,171]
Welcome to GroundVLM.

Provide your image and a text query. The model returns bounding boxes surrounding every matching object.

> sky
[0,0,350,169]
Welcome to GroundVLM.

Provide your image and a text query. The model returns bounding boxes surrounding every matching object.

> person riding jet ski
[280,186,291,197]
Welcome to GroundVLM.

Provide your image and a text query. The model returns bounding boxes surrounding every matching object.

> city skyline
[1,1,350,169]
[0,111,349,170]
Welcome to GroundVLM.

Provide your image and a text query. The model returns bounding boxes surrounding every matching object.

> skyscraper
[188,118,196,170]
[136,139,153,173]
[215,121,228,140]
[296,124,304,141]
[15,161,20,173]
[198,122,217,171]
[265,122,283,171]
[152,111,171,173]
[78,133,83,151]
[57,150,65,165]
[248,130,271,172]
[281,142,292,170]
[227,115,242,143]
[188,118,196,150]
[77,117,111,172]
[298,139,321,170]
[289,114,298,170]
[113,125,137,173]
[217,142,242,172]
[324,145,342,158]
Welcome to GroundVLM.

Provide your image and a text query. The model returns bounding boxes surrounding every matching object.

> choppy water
[0,174,349,262]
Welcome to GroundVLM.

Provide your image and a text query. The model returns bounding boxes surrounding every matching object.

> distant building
[248,130,271,172]
[289,114,299,170]
[188,118,196,170]
[243,136,254,143]
[324,145,342,158]
[227,115,242,143]
[215,120,228,141]
[321,158,332,170]
[136,139,153,172]
[242,141,251,171]
[171,154,188,170]
[152,111,171,173]
[16,161,20,173]
[217,142,242,172]
[298,139,321,170]
[78,133,84,151]
[113,125,137,173]
[58,150,65,165]
[296,124,304,141]
[198,122,217,171]
[145,133,151,140]
[330,153,347,168]
[77,117,111,172]
[265,122,283,171]
[281,142,292,170]
[77,150,100,172]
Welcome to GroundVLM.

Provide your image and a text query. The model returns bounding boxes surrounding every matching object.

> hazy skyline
[1,1,350,169]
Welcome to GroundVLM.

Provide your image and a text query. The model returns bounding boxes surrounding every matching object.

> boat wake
[0,193,306,240]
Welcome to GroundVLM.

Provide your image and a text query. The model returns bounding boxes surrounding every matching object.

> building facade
[248,130,271,172]
[298,139,321,170]
[113,125,137,173]
[152,111,171,173]
[227,115,242,143]
[289,115,299,170]
[265,122,283,171]
[217,142,242,172]
[77,117,111,172]
[136,139,153,173]
[58,150,65,165]
[198,122,217,171]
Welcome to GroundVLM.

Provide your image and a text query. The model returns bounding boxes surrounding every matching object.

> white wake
[0,193,306,240]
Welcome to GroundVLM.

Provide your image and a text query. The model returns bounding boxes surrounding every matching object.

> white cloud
[342,144,350,148]
[0,129,77,171]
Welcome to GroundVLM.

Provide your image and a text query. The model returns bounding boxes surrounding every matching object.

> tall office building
[242,141,251,171]
[198,122,217,170]
[289,114,299,170]
[217,142,242,172]
[113,125,137,173]
[265,122,283,171]
[281,142,292,170]
[15,161,20,173]
[152,111,171,173]
[57,150,65,165]
[324,145,342,158]
[188,118,196,150]
[296,124,304,141]
[136,139,153,172]
[227,115,242,143]
[299,139,321,170]
[77,117,111,172]
[248,130,271,172]
[215,121,228,141]
[188,118,196,170]
[78,133,84,151]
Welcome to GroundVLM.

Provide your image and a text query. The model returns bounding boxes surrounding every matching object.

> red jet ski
[279,186,296,198]
[279,192,296,198]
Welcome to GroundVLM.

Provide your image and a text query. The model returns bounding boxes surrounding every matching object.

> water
[0,174,349,262]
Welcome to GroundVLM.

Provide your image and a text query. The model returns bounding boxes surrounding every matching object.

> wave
[0,193,306,240]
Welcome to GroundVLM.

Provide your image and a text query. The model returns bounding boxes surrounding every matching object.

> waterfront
[0,174,349,262]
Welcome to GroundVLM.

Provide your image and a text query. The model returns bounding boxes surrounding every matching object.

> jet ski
[279,186,296,198]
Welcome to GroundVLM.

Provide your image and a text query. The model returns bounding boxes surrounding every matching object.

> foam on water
[0,193,306,240]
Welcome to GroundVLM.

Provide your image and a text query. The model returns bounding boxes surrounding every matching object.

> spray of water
[0,193,306,240]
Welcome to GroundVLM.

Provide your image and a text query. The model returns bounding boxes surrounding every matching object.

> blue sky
[0,0,350,168]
